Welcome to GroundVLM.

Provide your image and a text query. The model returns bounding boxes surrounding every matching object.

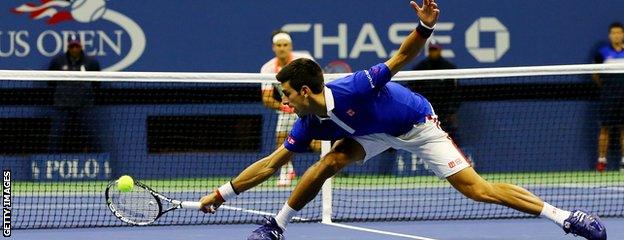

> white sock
[621,156,624,164]
[540,202,571,227]
[598,157,607,163]
[274,203,298,231]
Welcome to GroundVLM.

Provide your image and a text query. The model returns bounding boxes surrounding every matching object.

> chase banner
[0,0,622,71]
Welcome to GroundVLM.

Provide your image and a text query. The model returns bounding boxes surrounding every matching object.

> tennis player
[261,30,318,186]
[200,1,607,240]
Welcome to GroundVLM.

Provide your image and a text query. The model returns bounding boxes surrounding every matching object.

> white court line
[219,205,437,240]
[322,222,439,240]
[601,187,624,192]
[218,204,309,222]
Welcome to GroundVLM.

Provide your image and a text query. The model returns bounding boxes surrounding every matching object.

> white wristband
[419,20,435,29]
[217,182,238,202]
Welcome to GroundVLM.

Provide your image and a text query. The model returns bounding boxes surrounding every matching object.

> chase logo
[7,0,145,71]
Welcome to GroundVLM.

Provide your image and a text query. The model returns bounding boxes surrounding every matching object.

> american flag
[12,0,73,25]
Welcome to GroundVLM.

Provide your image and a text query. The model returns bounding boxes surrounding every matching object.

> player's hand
[199,192,224,214]
[410,0,440,28]
[280,104,295,114]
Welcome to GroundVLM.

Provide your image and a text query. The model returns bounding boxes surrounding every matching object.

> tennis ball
[117,175,134,192]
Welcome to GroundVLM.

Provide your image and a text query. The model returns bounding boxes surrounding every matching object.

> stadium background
[0,0,622,182]
[1,1,622,71]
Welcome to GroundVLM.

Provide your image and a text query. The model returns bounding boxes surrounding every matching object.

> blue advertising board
[30,153,110,181]
[0,0,622,72]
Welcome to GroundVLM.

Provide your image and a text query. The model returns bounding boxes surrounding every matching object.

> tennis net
[2,63,624,229]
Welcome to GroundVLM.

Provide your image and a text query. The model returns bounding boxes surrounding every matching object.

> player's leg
[250,136,390,240]
[400,118,606,239]
[597,126,609,172]
[447,166,606,239]
[309,139,321,152]
[401,119,542,213]
[597,86,616,172]
[447,167,543,213]
[275,131,295,186]
[285,138,366,210]
[275,113,297,186]
[249,138,367,240]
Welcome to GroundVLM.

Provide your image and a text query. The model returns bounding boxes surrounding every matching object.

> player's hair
[276,58,324,94]
[609,22,623,32]
[271,29,291,44]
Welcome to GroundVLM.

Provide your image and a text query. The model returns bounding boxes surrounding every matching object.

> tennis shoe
[248,217,284,240]
[563,210,607,240]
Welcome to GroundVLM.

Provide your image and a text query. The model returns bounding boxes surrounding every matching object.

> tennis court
[2,0,624,238]
[10,170,624,239]
[5,71,624,238]
[14,216,624,240]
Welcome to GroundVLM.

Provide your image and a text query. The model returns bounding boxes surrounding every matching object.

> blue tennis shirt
[284,63,434,152]
[595,45,624,63]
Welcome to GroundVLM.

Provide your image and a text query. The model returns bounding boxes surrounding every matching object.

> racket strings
[109,187,160,224]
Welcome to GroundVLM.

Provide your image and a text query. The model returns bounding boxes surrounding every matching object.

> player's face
[272,40,292,60]
[609,27,624,45]
[281,81,309,117]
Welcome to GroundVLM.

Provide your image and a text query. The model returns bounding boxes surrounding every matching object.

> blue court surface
[15,218,623,240]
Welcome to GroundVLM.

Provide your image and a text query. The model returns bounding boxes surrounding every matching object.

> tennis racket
[105,180,274,225]
[105,180,203,225]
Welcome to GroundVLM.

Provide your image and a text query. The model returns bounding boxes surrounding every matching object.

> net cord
[0,63,623,83]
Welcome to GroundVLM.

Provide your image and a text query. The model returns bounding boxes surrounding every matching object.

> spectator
[593,22,624,172]
[48,35,101,153]
[260,30,319,186]
[410,42,459,140]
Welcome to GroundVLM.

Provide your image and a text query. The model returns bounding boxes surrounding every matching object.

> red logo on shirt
[448,161,456,168]
[287,136,296,144]
[448,158,463,168]
[346,109,355,116]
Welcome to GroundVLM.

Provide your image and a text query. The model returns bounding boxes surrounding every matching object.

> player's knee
[321,152,351,173]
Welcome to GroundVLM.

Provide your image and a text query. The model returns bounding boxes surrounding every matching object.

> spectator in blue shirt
[593,22,624,173]
[199,1,606,240]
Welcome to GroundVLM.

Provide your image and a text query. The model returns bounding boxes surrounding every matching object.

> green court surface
[14,170,623,194]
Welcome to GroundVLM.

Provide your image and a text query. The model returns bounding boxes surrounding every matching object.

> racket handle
[180,201,202,210]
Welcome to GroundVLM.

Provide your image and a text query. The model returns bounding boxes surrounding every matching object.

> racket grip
[181,201,202,210]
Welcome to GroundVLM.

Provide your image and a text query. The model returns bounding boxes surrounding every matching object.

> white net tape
[1,63,623,83]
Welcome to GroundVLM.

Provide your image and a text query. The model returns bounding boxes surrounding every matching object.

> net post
[320,140,333,223]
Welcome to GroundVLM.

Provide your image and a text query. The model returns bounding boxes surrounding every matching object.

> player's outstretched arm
[199,145,294,213]
[385,0,439,76]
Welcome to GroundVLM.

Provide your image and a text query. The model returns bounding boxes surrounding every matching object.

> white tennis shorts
[353,117,471,178]
[275,112,298,133]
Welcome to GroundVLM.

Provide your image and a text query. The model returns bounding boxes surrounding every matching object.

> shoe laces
[565,211,594,236]
[253,217,284,239]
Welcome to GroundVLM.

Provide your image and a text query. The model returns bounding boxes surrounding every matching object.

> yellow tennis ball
[117,175,134,192]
